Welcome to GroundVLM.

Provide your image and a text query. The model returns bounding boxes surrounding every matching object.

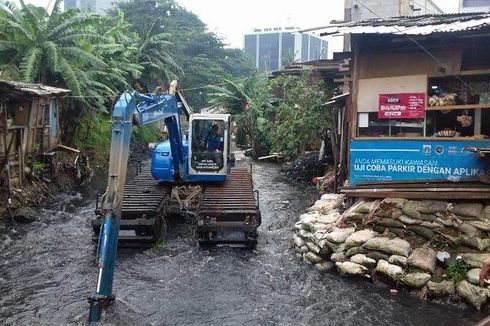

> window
[358,112,424,137]
[463,0,490,7]
[190,119,225,172]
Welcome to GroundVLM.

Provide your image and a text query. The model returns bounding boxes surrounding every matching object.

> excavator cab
[188,114,230,179]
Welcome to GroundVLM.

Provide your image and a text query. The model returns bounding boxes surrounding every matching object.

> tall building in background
[244,27,328,72]
[343,0,443,50]
[459,0,490,12]
[64,0,125,14]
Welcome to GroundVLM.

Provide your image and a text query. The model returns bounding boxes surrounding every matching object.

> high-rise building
[459,0,490,12]
[343,0,443,50]
[64,0,125,14]
[244,27,328,72]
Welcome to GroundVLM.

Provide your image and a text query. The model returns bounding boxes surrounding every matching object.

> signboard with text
[378,93,425,119]
[349,139,490,186]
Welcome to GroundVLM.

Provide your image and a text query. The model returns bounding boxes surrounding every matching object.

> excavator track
[92,167,169,247]
[196,167,261,248]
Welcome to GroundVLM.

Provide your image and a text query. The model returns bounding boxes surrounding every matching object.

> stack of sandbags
[342,199,490,252]
[292,195,490,310]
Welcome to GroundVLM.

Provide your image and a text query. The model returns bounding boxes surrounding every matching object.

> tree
[207,74,272,158]
[0,0,103,100]
[115,0,255,110]
[268,73,332,160]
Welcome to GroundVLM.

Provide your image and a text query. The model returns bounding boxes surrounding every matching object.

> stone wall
[292,194,490,310]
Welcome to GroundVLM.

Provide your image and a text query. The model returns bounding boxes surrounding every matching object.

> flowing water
[0,160,485,325]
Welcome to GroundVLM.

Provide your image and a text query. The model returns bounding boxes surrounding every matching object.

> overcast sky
[16,0,460,56]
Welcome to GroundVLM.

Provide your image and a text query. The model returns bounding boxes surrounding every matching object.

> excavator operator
[206,124,222,151]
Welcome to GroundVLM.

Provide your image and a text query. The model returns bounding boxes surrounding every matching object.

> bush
[446,258,470,282]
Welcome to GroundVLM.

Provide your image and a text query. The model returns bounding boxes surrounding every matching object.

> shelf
[426,103,490,111]
[369,123,423,127]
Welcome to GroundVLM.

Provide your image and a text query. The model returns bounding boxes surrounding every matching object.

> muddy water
[0,161,485,325]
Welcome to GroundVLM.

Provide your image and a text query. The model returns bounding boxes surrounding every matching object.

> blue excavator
[88,83,261,323]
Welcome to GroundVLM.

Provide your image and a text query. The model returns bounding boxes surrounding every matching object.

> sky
[16,0,460,57]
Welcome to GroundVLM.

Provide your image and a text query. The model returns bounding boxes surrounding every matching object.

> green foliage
[207,74,272,158]
[446,258,470,282]
[132,123,160,144]
[114,0,255,109]
[72,113,112,165]
[32,161,44,174]
[268,73,332,160]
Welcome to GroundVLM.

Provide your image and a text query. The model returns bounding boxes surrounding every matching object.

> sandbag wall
[292,194,490,310]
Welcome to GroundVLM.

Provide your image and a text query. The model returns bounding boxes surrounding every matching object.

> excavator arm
[88,88,183,324]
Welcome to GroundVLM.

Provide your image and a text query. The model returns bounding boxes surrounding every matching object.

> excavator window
[191,119,226,172]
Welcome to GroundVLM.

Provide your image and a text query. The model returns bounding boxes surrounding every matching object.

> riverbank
[0,137,152,225]
[292,193,490,312]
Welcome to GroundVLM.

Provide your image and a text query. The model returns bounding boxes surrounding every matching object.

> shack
[309,12,490,199]
[0,80,70,188]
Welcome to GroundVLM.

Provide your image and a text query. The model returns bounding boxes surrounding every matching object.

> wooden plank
[425,103,490,111]
[341,190,490,200]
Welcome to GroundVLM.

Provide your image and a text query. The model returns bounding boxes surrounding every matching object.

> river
[0,160,485,325]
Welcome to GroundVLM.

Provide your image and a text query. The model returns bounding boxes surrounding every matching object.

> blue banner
[349,139,490,186]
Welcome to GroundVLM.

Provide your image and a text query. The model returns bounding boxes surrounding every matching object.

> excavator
[88,83,261,323]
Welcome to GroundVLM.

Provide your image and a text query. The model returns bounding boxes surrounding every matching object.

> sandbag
[456,280,488,310]
[400,272,431,288]
[307,196,344,213]
[353,201,371,214]
[324,240,346,253]
[468,221,490,231]
[293,235,305,248]
[377,218,406,229]
[484,205,490,220]
[298,245,309,254]
[416,200,448,214]
[407,247,437,273]
[427,280,455,297]
[316,212,341,224]
[325,227,355,244]
[381,197,407,209]
[345,246,366,257]
[320,193,344,201]
[331,252,347,262]
[363,237,411,257]
[375,260,403,280]
[406,225,434,239]
[419,213,437,221]
[344,229,378,248]
[336,261,368,276]
[420,221,443,230]
[462,237,490,251]
[402,202,422,219]
[366,251,391,262]
[460,253,490,268]
[388,255,407,267]
[306,242,321,254]
[350,254,376,267]
[305,252,323,264]
[456,222,480,237]
[399,215,422,225]
[315,261,335,273]
[452,203,483,218]
[467,268,481,285]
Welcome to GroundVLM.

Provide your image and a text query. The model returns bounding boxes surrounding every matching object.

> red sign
[378,93,425,119]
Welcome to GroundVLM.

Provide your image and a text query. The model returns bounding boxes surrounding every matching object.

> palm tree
[0,0,104,100]
[207,74,272,158]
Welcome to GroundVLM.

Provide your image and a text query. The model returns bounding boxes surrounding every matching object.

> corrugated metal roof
[0,80,70,96]
[303,13,490,37]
